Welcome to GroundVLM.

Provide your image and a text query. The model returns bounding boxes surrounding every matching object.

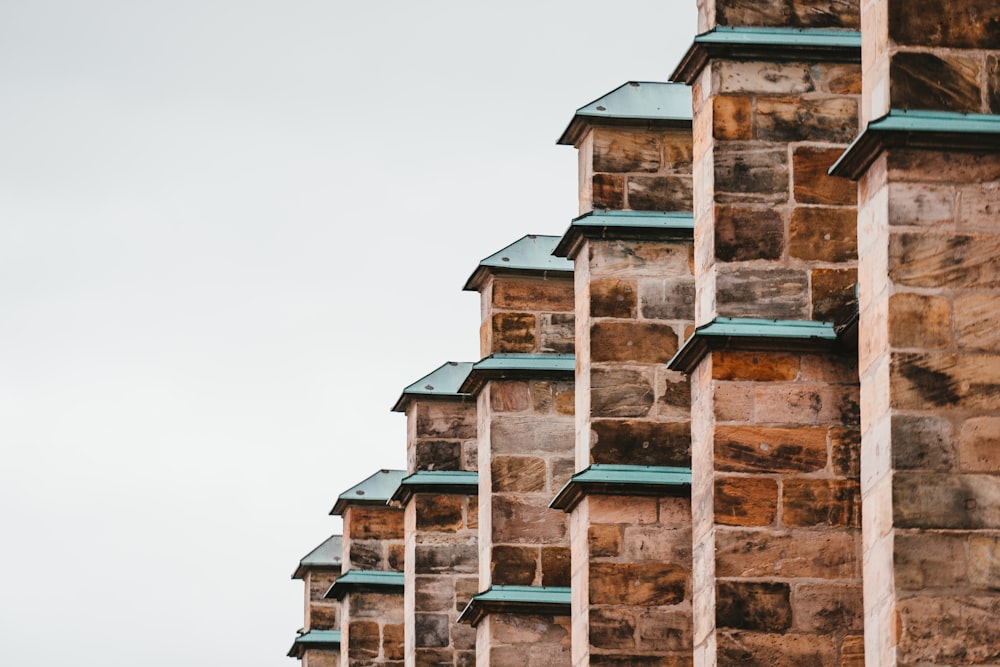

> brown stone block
[956,292,1000,351]
[890,352,1000,410]
[753,383,859,425]
[990,55,1000,115]
[755,97,858,143]
[714,147,789,203]
[712,350,800,382]
[638,278,695,320]
[540,312,575,355]
[791,583,863,634]
[588,495,659,525]
[714,383,754,422]
[415,494,464,532]
[969,535,1000,589]
[413,613,449,649]
[715,425,828,474]
[813,63,862,95]
[348,621,380,658]
[958,182,1000,231]
[657,376,692,418]
[348,506,404,540]
[589,607,637,649]
[491,456,546,493]
[960,417,1000,471]
[830,427,861,477]
[551,456,575,491]
[455,577,478,613]
[491,312,536,353]
[590,656,692,667]
[839,634,864,667]
[492,276,574,312]
[490,381,530,412]
[636,608,692,652]
[894,531,968,590]
[492,496,568,544]
[888,0,1000,48]
[593,130,661,173]
[541,546,571,587]
[715,0,858,28]
[588,524,622,557]
[717,581,791,631]
[308,572,340,602]
[309,604,338,630]
[891,414,956,472]
[888,148,1000,183]
[591,367,655,418]
[897,596,1000,665]
[622,525,692,563]
[591,278,637,318]
[715,528,860,579]
[593,173,625,209]
[591,321,678,364]
[414,543,478,573]
[894,472,1000,529]
[466,495,478,530]
[715,477,778,526]
[716,267,810,319]
[452,622,476,652]
[414,648,453,666]
[713,95,752,140]
[888,182,955,226]
[388,543,405,571]
[717,630,836,666]
[662,131,694,173]
[627,175,693,211]
[891,232,1000,288]
[350,541,384,570]
[414,440,462,471]
[714,60,815,95]
[782,479,860,527]
[590,562,687,606]
[714,205,784,262]
[490,414,574,454]
[591,419,690,467]
[416,402,477,439]
[789,206,857,262]
[889,292,951,348]
[589,239,692,277]
[414,576,454,613]
[890,51,981,113]
[383,622,405,660]
[812,268,857,324]
[793,146,856,206]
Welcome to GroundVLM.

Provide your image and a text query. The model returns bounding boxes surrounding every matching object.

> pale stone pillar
[831,2,1000,665]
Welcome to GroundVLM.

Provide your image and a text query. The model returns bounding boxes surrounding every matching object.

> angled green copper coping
[463,235,573,292]
[668,317,838,374]
[330,469,407,516]
[459,353,576,395]
[671,26,861,84]
[550,465,692,512]
[830,109,1000,180]
[287,630,342,657]
[324,570,405,600]
[458,586,571,626]
[391,361,474,413]
[292,534,342,579]
[557,81,692,146]
[554,210,694,258]
[389,470,479,505]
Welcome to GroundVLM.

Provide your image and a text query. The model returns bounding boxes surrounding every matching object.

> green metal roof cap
[390,470,479,504]
[458,585,572,626]
[571,464,692,485]
[696,317,836,340]
[330,469,407,516]
[695,26,861,48]
[557,81,692,145]
[473,353,575,373]
[554,210,694,258]
[324,570,405,600]
[292,534,343,579]
[463,235,572,291]
[391,361,474,412]
[550,465,692,511]
[287,630,341,657]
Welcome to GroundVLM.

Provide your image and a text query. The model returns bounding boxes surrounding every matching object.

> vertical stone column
[459,236,576,666]
[831,2,1000,665]
[330,470,407,667]
[290,535,343,667]
[392,363,479,667]
[554,81,696,667]
[671,4,865,665]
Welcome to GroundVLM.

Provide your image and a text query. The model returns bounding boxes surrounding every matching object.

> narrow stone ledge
[667,317,845,375]
[553,210,694,260]
[549,464,692,512]
[389,470,479,506]
[456,585,571,627]
[670,26,861,84]
[459,353,575,396]
[830,109,1000,180]
[323,570,405,600]
[287,630,341,657]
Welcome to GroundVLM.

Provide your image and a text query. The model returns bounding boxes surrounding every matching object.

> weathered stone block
[348,507,404,540]
[540,313,575,354]
[627,175,694,211]
[492,312,537,353]
[782,479,861,527]
[492,277,574,312]
[755,97,858,143]
[657,375,693,418]
[790,583,862,633]
[593,174,625,209]
[310,604,338,630]
[491,456,546,493]
[752,384,859,425]
[793,146,857,206]
[888,182,955,226]
[593,131,661,173]
[622,526,692,564]
[492,497,568,544]
[416,402,477,439]
[414,576,454,613]
[541,546,571,587]
[717,631,836,667]
[715,528,860,579]
[713,95,752,140]
[890,52,982,113]
[490,415,574,454]
[714,383,753,422]
[713,147,789,202]
[589,608,637,649]
[591,321,678,363]
[588,525,622,557]
[383,622,404,660]
[590,562,687,606]
[811,268,858,324]
[587,495,659,525]
[591,278,637,318]
[414,543,478,573]
[890,352,1000,410]
[712,351,799,382]
[713,0,859,28]
[388,543,405,571]
[715,476,778,526]
[415,494,464,532]
[888,0,1000,48]
[716,581,791,631]
[716,267,809,319]
[888,292,951,348]
[715,425,828,473]
[414,613,449,649]
[894,531,968,590]
[714,205,784,262]
[350,541,384,570]
[414,648,453,666]
[960,417,1000,471]
[896,596,1000,664]
[591,367,655,418]
[956,292,1000,351]
[894,472,1000,529]
[713,61,814,95]
[839,634,864,667]
[414,440,462,471]
[788,206,858,262]
[591,419,690,467]
[490,381,530,412]
[830,427,861,478]
[348,621,380,658]
[589,240,691,277]
[891,414,955,472]
[638,278,695,320]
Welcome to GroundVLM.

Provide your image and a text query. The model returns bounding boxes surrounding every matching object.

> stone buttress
[328,470,407,666]
[551,81,697,667]
[458,235,576,667]
[290,535,344,667]
[831,0,1000,664]
[670,2,866,665]
[391,362,479,667]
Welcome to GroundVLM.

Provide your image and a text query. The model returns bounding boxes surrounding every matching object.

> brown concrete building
[290,2,1000,665]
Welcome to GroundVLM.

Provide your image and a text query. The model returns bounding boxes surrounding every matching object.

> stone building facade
[290,1,1000,665]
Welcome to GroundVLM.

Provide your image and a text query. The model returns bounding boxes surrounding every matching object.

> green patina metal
[390,470,479,505]
[554,210,694,258]
[460,353,576,396]
[292,534,342,580]
[694,26,861,49]
[557,81,692,145]
[668,317,839,374]
[550,464,692,512]
[463,235,572,291]
[831,109,1000,179]
[330,469,407,516]
[458,586,572,626]
[324,570,405,600]
[391,361,473,412]
[287,630,341,657]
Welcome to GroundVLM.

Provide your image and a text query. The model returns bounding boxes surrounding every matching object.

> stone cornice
[457,586,571,627]
[553,210,694,260]
[459,353,575,396]
[549,464,692,512]
[389,470,479,506]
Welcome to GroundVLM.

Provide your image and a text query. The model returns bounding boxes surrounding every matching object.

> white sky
[0,2,697,664]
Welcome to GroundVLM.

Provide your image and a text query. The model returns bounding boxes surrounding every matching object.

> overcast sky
[0,2,697,664]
